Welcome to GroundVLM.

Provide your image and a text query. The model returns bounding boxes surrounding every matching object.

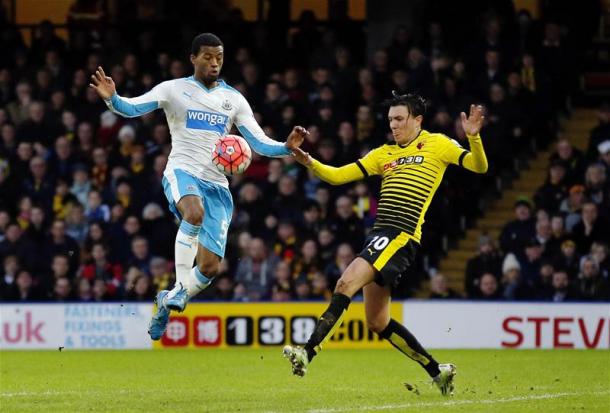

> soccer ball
[212,135,252,176]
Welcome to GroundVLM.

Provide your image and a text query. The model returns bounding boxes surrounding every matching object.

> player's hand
[89,66,116,100]
[285,126,309,150]
[291,147,312,166]
[460,104,485,137]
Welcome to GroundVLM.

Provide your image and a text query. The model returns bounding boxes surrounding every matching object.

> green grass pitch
[1,349,608,412]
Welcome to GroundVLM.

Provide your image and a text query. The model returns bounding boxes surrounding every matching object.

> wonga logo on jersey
[186,110,228,134]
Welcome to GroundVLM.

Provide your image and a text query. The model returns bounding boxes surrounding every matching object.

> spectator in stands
[273,220,297,262]
[52,179,78,220]
[79,243,122,298]
[6,81,32,125]
[589,242,610,279]
[85,190,110,223]
[301,200,324,239]
[0,255,19,299]
[76,278,93,302]
[324,242,355,290]
[70,164,91,207]
[234,237,279,300]
[534,217,552,257]
[141,203,174,259]
[126,236,151,274]
[501,253,529,300]
[311,271,331,300]
[534,160,567,213]
[545,214,568,258]
[499,199,535,255]
[329,195,364,250]
[65,203,87,244]
[571,202,610,254]
[559,185,586,231]
[429,273,460,299]
[91,279,110,302]
[47,254,72,294]
[465,234,502,297]
[235,183,266,236]
[553,239,580,279]
[550,138,584,186]
[293,278,312,301]
[584,164,608,210]
[269,261,293,300]
[149,256,173,294]
[476,272,502,300]
[577,257,609,301]
[4,269,44,301]
[23,156,54,213]
[548,270,579,302]
[126,274,154,301]
[535,259,555,299]
[24,206,47,257]
[292,239,320,281]
[52,276,73,301]
[44,219,79,273]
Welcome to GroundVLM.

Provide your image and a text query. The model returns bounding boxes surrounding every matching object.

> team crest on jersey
[222,100,233,111]
[417,141,425,150]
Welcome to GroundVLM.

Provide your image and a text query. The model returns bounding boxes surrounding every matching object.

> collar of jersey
[187,76,225,93]
[394,129,425,148]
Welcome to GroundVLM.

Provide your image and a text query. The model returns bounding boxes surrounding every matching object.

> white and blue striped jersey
[104,76,290,187]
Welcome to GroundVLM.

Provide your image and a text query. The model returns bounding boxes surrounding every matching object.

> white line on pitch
[307,390,610,413]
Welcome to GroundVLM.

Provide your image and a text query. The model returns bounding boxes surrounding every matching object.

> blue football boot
[148,290,170,340]
[165,284,189,312]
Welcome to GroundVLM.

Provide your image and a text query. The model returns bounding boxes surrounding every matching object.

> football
[212,135,252,176]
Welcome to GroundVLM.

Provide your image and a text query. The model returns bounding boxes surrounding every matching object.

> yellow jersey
[309,130,487,243]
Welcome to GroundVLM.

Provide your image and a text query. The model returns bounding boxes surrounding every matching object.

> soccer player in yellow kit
[283,92,488,396]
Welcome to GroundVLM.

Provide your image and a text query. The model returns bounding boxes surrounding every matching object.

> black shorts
[358,227,419,288]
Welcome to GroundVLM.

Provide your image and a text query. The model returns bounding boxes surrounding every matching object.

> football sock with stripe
[168,220,200,299]
[379,319,440,377]
[304,293,351,361]
[186,266,212,298]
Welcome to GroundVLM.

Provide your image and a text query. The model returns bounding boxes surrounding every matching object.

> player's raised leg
[149,171,203,340]
[166,179,232,311]
[283,257,375,376]
[364,282,456,395]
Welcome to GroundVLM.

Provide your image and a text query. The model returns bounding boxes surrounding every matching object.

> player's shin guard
[304,293,351,361]
[379,319,440,377]
[186,266,212,298]
[171,220,201,294]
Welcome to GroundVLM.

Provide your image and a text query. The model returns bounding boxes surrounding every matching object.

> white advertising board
[403,301,610,349]
[0,303,152,350]
[2,301,608,350]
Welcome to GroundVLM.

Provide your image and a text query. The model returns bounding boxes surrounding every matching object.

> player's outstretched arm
[459,104,488,174]
[292,147,366,185]
[89,66,164,118]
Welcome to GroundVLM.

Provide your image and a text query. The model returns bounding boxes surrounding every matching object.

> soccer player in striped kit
[284,92,488,396]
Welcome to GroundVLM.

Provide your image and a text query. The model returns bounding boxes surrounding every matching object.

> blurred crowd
[449,109,610,302]
[0,1,606,302]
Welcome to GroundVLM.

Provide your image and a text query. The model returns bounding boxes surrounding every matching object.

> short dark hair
[385,90,427,117]
[191,33,224,55]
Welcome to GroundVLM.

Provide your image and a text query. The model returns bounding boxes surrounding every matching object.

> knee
[366,317,389,334]
[334,277,354,296]
[183,205,204,226]
[198,260,220,277]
